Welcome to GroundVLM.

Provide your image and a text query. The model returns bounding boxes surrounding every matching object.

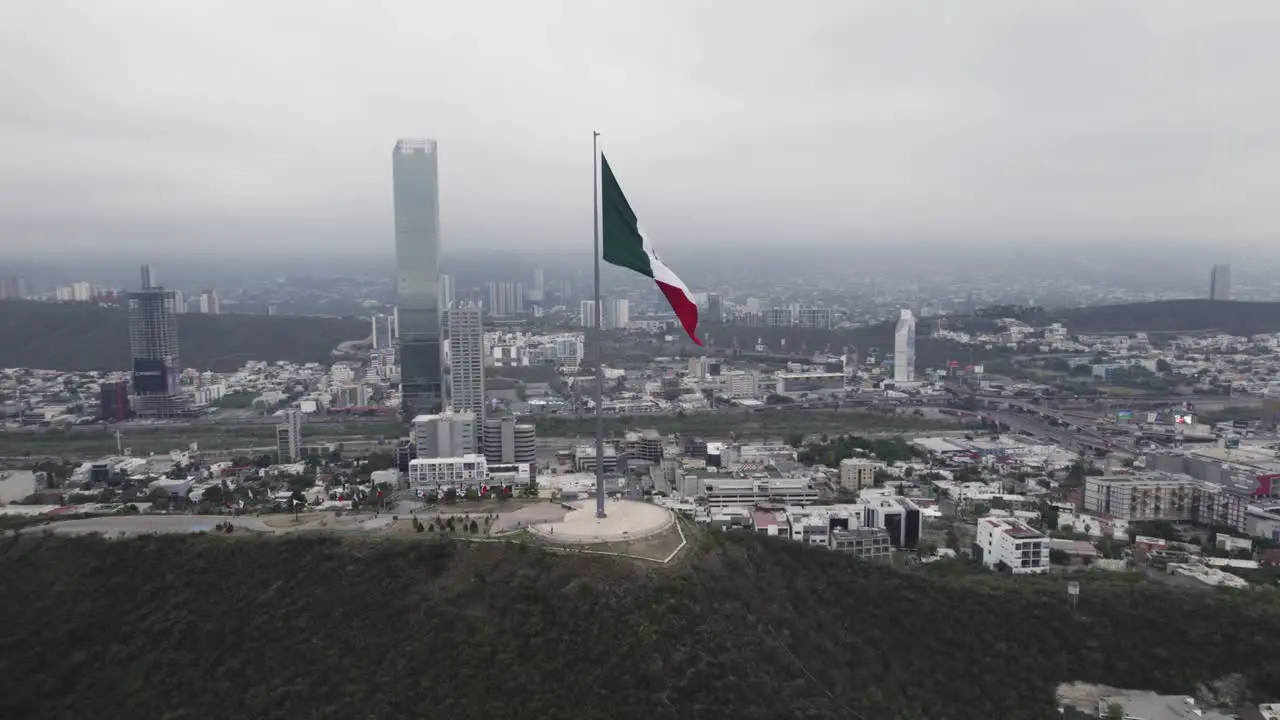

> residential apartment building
[276,409,302,463]
[446,306,486,419]
[604,298,630,330]
[839,459,876,492]
[720,371,757,400]
[975,517,1049,574]
[1084,473,1199,523]
[579,300,598,328]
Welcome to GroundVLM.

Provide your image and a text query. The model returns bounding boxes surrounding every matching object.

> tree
[1107,702,1126,720]
[1155,358,1172,373]
[469,520,479,534]
[361,451,396,473]
[202,485,225,506]
[290,490,306,521]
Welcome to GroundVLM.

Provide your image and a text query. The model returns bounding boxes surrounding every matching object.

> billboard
[132,358,170,393]
[1255,474,1279,498]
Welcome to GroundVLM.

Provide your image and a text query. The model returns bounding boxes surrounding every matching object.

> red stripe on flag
[656,280,702,346]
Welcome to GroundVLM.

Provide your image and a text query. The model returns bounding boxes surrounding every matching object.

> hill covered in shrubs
[0,531,1276,720]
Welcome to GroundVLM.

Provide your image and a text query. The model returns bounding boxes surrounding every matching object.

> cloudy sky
[2,1,1278,260]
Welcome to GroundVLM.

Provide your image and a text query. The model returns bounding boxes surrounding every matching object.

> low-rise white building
[975,516,1049,574]
[487,462,533,489]
[702,476,818,508]
[408,454,487,491]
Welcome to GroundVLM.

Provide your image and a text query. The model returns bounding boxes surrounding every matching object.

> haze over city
[4,1,1280,263]
[9,3,1280,720]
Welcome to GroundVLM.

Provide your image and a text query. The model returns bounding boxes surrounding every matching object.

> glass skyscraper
[128,265,188,418]
[393,138,445,418]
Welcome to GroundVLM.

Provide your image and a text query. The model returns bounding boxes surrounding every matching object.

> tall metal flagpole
[593,131,607,519]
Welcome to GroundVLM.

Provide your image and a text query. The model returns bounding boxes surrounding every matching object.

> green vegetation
[534,409,967,439]
[0,300,367,371]
[796,434,925,467]
[1,532,1277,719]
[1198,406,1262,424]
[209,392,259,409]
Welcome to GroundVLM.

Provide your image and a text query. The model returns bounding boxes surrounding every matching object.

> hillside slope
[0,300,367,371]
[0,533,1275,720]
[1026,299,1280,335]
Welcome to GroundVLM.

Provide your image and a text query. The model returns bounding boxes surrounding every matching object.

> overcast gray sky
[2,1,1278,259]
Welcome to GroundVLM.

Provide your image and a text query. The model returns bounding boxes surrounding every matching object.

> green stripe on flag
[601,155,654,278]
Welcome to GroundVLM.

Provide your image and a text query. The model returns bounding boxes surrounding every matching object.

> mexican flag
[601,154,702,346]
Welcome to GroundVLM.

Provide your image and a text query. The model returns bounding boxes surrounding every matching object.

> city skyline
[4,3,1280,257]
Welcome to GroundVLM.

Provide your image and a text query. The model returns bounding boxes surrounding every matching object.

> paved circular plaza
[528,499,674,544]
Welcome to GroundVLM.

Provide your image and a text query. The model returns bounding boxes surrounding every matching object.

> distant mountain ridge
[1023,299,1280,335]
[0,300,368,372]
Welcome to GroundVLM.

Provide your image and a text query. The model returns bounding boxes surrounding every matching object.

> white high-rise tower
[893,309,916,383]
[446,304,486,421]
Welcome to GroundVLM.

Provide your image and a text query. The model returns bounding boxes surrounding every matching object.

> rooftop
[982,516,1045,540]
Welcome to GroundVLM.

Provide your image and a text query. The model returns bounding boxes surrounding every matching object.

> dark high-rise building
[705,293,723,324]
[393,139,445,419]
[98,380,131,421]
[127,266,187,418]
[1210,263,1231,301]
